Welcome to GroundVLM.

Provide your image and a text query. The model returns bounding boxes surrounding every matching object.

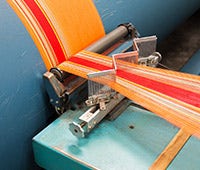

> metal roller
[86,23,137,53]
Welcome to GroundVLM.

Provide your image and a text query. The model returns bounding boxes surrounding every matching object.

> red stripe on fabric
[24,0,66,64]
[69,57,111,71]
[69,56,200,108]
[117,70,200,108]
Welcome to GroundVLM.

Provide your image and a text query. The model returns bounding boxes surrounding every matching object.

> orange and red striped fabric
[59,51,200,138]
[8,0,105,70]
[8,0,200,138]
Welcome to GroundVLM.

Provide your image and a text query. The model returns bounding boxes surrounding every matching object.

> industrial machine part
[42,20,163,137]
[69,93,125,137]
[68,34,162,137]
[59,49,200,139]
[44,26,162,136]
[43,71,87,114]
[138,52,162,67]
[85,85,116,111]
[44,23,138,114]
[86,23,138,53]
[6,0,200,169]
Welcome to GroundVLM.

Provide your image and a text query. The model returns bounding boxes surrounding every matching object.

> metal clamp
[69,93,125,137]
[138,52,162,67]
[44,69,87,115]
[85,93,111,110]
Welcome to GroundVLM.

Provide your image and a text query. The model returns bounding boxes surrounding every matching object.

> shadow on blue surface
[181,50,200,75]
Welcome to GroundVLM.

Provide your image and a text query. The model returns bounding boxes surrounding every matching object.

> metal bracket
[69,93,125,137]
[85,93,111,111]
[43,69,87,115]
[85,83,116,111]
[138,52,162,67]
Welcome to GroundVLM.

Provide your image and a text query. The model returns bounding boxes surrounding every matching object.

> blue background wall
[94,0,200,41]
[0,1,52,169]
[0,0,200,169]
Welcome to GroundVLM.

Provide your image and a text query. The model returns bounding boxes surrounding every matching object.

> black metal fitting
[118,23,139,40]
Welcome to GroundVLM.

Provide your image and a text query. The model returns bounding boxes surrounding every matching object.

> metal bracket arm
[69,93,125,137]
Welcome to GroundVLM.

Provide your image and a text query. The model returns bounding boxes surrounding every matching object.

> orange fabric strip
[24,0,66,64]
[69,55,200,108]
[59,51,200,138]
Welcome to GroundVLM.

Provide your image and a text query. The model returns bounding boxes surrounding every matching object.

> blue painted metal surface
[1,0,200,169]
[94,0,200,41]
[33,106,200,170]
[0,2,52,170]
[181,50,200,75]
